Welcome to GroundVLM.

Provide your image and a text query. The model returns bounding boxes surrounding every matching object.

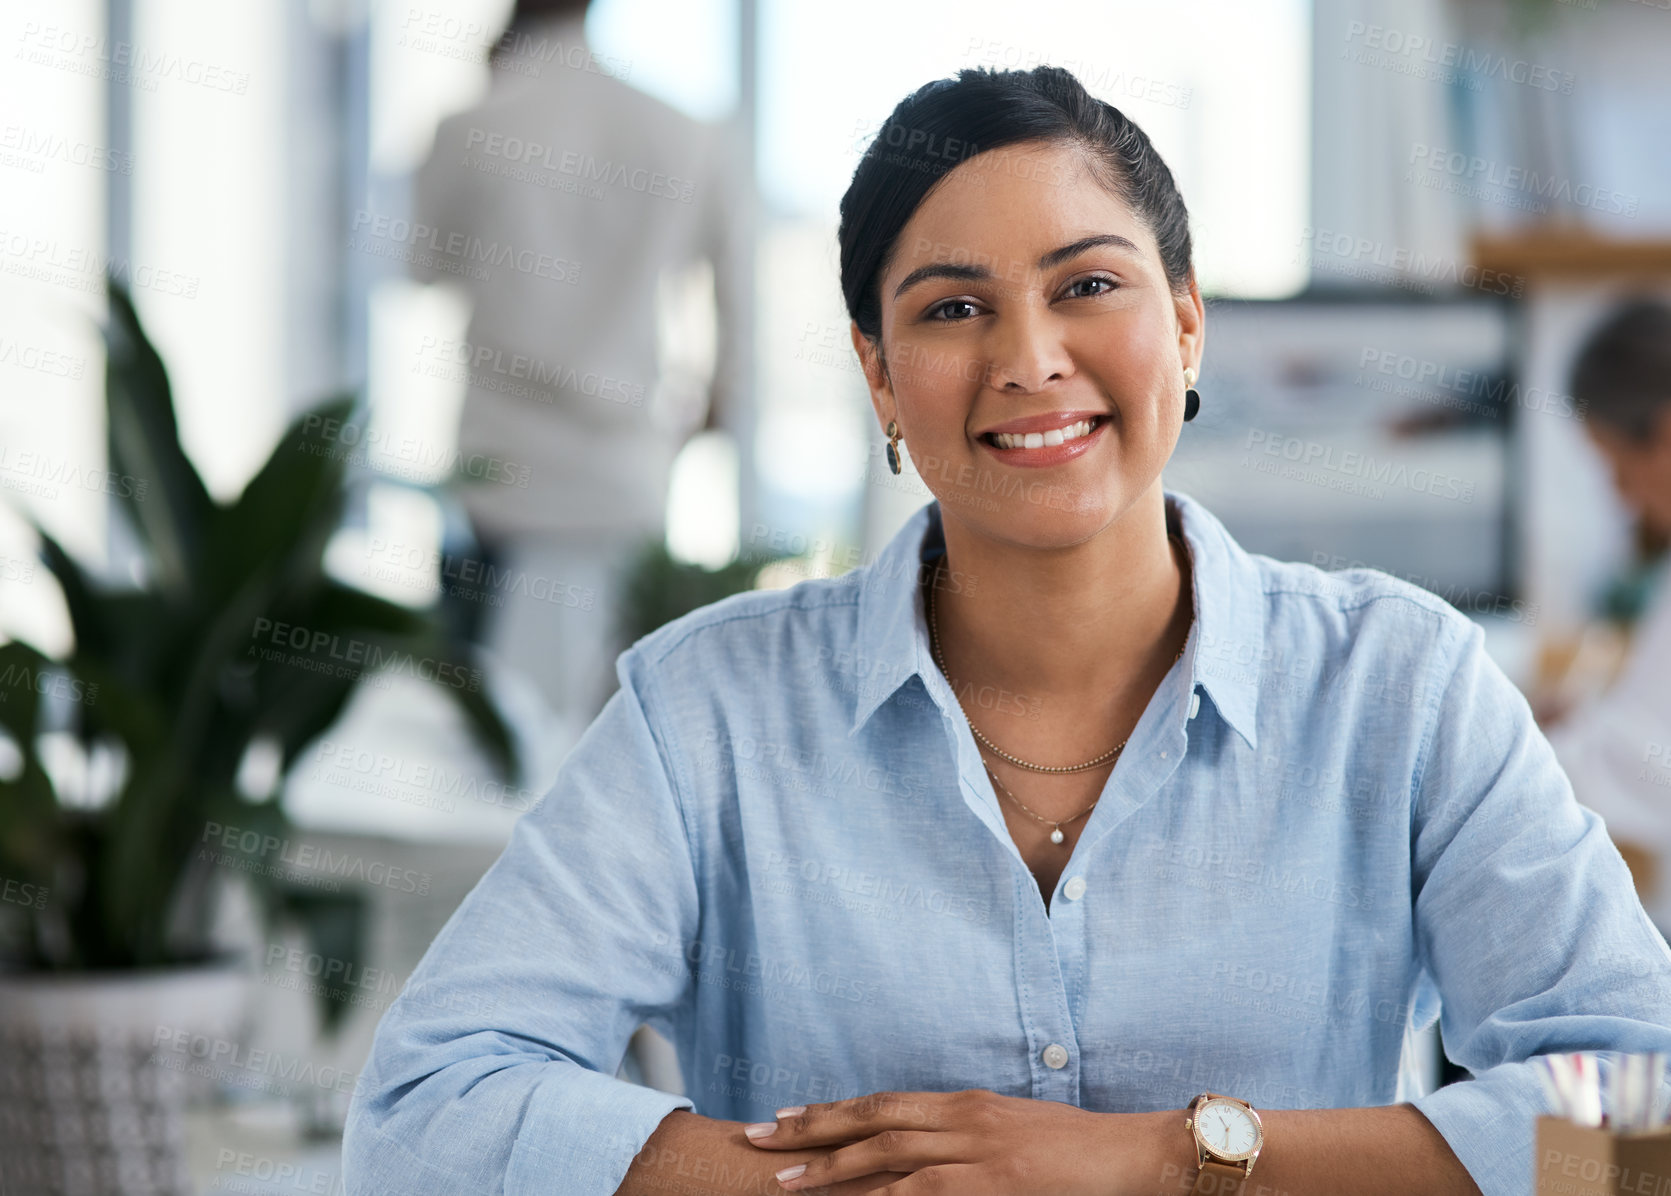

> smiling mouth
[980,415,1106,450]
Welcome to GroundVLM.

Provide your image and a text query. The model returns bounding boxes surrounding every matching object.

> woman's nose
[984,307,1071,392]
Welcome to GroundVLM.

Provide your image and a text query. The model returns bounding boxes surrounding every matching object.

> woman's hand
[743,1088,1170,1195]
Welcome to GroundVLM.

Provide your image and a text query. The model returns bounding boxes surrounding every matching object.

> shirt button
[1042,1043,1069,1070]
[1062,876,1087,901]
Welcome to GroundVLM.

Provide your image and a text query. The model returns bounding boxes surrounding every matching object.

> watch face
[1196,1099,1262,1161]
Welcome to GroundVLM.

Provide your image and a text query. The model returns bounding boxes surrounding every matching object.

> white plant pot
[0,962,249,1196]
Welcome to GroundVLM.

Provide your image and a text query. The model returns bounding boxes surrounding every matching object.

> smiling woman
[340,67,1671,1196]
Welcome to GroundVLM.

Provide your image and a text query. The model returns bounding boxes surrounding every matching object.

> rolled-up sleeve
[1407,616,1671,1196]
[342,646,700,1195]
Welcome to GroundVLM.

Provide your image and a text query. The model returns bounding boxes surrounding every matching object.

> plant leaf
[204,394,356,607]
[103,281,213,595]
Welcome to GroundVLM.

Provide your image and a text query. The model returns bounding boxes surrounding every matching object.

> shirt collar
[847,490,1262,750]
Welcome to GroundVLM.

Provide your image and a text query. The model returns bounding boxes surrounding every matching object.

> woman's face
[851,138,1203,551]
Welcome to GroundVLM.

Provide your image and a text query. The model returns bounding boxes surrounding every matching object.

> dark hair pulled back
[838,65,1194,344]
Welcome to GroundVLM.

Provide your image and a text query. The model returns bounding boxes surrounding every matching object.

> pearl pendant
[1049,827,1065,844]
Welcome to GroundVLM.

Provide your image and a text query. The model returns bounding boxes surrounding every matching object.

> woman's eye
[928,299,980,322]
[1064,276,1117,299]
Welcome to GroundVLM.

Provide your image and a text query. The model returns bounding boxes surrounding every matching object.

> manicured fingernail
[775,1105,806,1118]
[744,1122,778,1139]
[775,1163,806,1183]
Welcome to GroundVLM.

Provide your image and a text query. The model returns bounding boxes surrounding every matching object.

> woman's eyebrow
[892,233,1142,300]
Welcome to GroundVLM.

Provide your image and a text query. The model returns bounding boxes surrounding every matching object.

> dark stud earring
[885,419,903,475]
[1182,367,1201,423]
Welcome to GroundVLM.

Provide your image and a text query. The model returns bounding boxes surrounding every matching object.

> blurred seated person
[1543,299,1671,931]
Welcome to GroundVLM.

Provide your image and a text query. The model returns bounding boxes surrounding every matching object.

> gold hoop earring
[884,420,903,475]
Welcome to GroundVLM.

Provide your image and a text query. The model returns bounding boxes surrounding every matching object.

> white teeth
[990,418,1096,450]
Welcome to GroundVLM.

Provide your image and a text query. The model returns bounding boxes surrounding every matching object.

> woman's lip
[975,409,1109,437]
[976,416,1107,468]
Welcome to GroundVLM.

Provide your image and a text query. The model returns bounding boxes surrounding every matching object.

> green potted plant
[0,283,515,1195]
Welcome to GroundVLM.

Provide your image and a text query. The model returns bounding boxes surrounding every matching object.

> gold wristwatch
[1183,1092,1263,1195]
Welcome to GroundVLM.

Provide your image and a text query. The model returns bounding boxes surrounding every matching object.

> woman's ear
[1174,275,1205,377]
[850,321,896,427]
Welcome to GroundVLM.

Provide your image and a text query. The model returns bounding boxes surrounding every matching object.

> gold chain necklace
[980,759,1096,845]
[926,533,1193,845]
[926,533,1190,773]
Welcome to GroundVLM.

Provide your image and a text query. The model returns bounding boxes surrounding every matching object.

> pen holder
[1536,1115,1671,1195]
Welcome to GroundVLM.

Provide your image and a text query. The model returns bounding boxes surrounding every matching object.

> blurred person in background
[408,0,749,733]
[1543,299,1671,935]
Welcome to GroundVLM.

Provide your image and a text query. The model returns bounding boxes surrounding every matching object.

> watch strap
[1188,1159,1248,1196]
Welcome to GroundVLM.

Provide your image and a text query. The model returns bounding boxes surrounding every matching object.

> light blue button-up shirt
[343,491,1671,1196]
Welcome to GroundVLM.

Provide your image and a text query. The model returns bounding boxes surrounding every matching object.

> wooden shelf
[1471,229,1671,280]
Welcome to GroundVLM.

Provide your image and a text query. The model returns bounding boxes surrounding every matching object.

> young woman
[343,67,1671,1196]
